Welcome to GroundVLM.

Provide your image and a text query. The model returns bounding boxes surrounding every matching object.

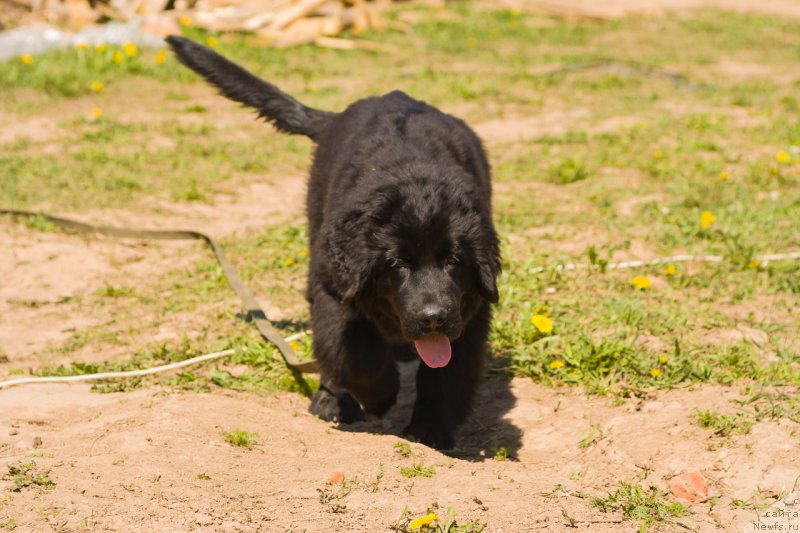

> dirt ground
[3,370,799,532]
[3,1,800,531]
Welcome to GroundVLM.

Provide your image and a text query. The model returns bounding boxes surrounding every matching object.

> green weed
[5,461,54,492]
[221,429,259,449]
[590,482,687,532]
[400,463,436,478]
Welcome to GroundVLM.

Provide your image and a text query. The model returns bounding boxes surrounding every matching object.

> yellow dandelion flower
[769,163,779,175]
[650,368,662,378]
[409,512,437,530]
[700,210,716,230]
[776,150,791,164]
[534,304,549,315]
[629,275,651,290]
[653,149,663,159]
[206,37,219,48]
[113,51,124,64]
[663,264,677,276]
[179,15,192,26]
[95,43,107,53]
[747,260,760,270]
[718,170,730,181]
[75,42,88,50]
[90,107,102,118]
[298,248,309,257]
[20,54,33,64]
[531,314,554,334]
[289,341,301,351]
[658,356,668,364]
[284,257,295,267]
[155,49,167,65]
[90,80,104,93]
[549,360,564,370]
[123,42,138,57]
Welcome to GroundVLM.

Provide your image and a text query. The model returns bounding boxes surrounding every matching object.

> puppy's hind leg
[309,288,400,423]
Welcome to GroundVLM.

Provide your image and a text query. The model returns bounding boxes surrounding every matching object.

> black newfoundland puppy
[167,36,501,449]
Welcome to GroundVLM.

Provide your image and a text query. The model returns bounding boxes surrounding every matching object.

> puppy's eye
[445,255,460,267]
[389,258,409,270]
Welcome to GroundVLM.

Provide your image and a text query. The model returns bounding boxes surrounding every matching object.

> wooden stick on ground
[267,0,329,31]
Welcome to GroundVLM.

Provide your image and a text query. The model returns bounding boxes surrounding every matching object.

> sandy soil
[3,371,798,532]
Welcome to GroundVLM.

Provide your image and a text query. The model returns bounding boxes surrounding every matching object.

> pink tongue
[414,333,452,368]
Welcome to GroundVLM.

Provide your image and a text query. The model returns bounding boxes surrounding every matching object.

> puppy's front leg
[404,307,490,450]
[309,286,400,423]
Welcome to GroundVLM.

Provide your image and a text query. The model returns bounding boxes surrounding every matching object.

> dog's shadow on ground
[333,358,521,461]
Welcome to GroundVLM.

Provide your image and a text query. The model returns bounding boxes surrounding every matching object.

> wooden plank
[267,0,329,31]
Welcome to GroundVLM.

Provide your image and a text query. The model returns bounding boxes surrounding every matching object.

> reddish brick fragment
[669,471,708,503]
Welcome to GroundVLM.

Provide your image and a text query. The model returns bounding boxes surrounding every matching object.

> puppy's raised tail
[166,35,335,141]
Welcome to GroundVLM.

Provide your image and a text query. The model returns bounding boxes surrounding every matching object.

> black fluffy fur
[166,36,335,140]
[167,36,501,450]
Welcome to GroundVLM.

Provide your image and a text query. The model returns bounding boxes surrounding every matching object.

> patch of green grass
[694,389,800,441]
[490,444,509,461]
[590,482,688,532]
[737,389,800,424]
[694,409,753,437]
[400,463,436,478]
[394,441,412,457]
[5,460,54,492]
[0,518,17,530]
[221,428,259,449]
[97,283,134,298]
[547,157,589,184]
[31,332,315,396]
[0,44,180,97]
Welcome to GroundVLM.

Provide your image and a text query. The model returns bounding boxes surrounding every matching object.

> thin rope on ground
[0,331,310,390]
[528,251,800,274]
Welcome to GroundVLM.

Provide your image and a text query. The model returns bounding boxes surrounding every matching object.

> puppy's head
[323,166,500,367]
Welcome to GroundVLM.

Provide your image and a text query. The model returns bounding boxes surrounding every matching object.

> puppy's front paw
[309,387,364,423]
[403,418,455,450]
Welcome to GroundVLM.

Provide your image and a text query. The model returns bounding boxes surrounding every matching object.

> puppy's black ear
[476,245,501,304]
[323,208,379,302]
[471,224,501,304]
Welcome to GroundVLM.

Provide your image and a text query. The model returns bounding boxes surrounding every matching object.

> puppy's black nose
[418,305,447,330]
